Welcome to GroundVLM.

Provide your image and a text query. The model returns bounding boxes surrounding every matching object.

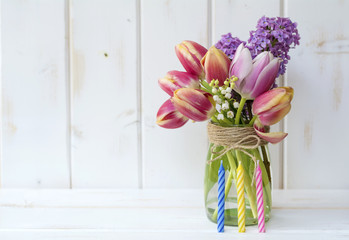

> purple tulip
[229,43,281,100]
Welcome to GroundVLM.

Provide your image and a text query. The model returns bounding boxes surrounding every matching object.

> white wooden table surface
[0,189,348,239]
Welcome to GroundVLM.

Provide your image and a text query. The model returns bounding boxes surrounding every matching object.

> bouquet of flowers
[156,16,300,228]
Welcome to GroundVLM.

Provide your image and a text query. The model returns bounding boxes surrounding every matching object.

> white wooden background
[0,0,348,190]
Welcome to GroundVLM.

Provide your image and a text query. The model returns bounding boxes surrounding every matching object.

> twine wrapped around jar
[207,122,269,185]
[207,122,268,163]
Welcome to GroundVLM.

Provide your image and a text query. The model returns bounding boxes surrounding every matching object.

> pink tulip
[175,41,207,78]
[252,87,294,144]
[158,70,200,97]
[172,88,215,122]
[156,99,189,129]
[230,44,281,100]
[252,87,294,126]
[201,46,231,86]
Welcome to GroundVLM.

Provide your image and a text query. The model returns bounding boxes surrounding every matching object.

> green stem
[200,80,212,94]
[236,150,258,218]
[212,151,238,221]
[261,145,272,182]
[211,115,219,124]
[235,98,247,125]
[248,115,257,126]
[221,117,233,125]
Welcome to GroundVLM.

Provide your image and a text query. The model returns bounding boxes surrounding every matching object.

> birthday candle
[237,161,245,233]
[217,160,225,233]
[256,160,266,233]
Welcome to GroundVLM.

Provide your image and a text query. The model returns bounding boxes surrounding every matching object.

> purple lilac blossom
[215,33,246,59]
[247,16,300,76]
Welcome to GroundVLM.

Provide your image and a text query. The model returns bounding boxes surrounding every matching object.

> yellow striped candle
[237,161,245,233]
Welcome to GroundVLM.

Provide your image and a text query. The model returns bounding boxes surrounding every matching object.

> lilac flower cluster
[215,33,246,59]
[248,16,300,76]
[215,16,300,76]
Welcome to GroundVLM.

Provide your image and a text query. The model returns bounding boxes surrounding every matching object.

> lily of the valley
[158,70,200,96]
[230,43,281,100]
[172,88,215,122]
[252,87,294,143]
[201,46,231,86]
[175,41,207,79]
[156,99,189,129]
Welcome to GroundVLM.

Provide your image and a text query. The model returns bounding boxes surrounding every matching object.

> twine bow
[207,122,268,185]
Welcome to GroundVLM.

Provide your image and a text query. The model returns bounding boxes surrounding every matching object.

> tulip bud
[175,41,207,78]
[252,87,294,126]
[200,46,231,86]
[172,88,215,122]
[156,99,189,129]
[230,43,281,100]
[158,70,200,96]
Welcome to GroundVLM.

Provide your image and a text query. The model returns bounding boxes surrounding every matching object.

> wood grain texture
[1,0,70,188]
[285,0,349,189]
[141,0,209,188]
[0,189,348,239]
[70,0,139,188]
[212,0,283,189]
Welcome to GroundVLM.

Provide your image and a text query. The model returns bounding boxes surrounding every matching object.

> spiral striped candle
[236,161,245,233]
[256,160,266,233]
[217,160,225,233]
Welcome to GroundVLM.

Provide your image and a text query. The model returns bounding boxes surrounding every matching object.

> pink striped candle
[256,160,265,233]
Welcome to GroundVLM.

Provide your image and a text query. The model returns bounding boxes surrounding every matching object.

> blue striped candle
[217,160,225,233]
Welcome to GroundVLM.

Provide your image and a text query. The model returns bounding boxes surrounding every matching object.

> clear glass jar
[204,143,272,226]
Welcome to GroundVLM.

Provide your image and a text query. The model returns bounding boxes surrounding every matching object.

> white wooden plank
[141,0,209,188]
[0,189,348,239]
[0,189,348,209]
[212,0,283,189]
[1,0,70,187]
[285,0,349,189]
[70,0,139,188]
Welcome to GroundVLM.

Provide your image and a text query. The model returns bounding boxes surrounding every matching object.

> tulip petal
[240,52,271,98]
[253,87,294,115]
[254,127,288,144]
[231,43,244,65]
[158,70,199,96]
[249,58,281,99]
[156,99,188,129]
[175,41,207,78]
[253,51,273,64]
[201,47,231,85]
[183,41,207,60]
[172,88,215,121]
[258,104,291,126]
[230,48,253,87]
[158,77,178,97]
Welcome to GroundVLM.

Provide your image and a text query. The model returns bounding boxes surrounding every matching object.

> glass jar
[204,143,272,226]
